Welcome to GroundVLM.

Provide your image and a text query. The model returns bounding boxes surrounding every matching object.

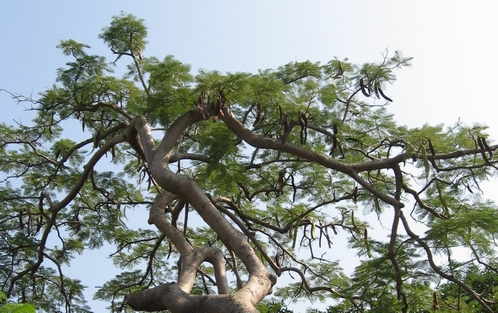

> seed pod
[360,77,371,97]
[377,85,393,102]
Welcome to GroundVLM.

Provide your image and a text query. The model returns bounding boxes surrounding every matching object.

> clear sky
[1,1,497,311]
[2,1,498,133]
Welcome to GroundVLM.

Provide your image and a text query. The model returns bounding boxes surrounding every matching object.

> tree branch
[399,210,494,313]
[127,108,276,308]
[220,106,404,208]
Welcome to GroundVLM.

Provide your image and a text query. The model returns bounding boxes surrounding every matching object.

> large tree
[1,14,498,313]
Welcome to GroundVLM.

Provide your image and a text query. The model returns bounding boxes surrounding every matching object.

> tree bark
[124,108,276,312]
[125,282,260,313]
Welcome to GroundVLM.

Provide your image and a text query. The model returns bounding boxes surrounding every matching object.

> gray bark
[124,107,276,312]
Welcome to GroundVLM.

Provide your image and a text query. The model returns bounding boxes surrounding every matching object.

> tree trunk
[124,110,276,312]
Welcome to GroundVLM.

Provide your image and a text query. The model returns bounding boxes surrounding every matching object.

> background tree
[1,13,498,313]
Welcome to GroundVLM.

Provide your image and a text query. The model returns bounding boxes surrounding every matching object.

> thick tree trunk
[125,282,260,313]
[124,110,276,312]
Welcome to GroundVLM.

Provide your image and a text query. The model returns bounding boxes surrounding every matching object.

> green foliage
[256,300,293,313]
[94,270,146,309]
[99,12,147,56]
[0,291,36,313]
[1,12,498,313]
[438,263,498,312]
[135,55,193,125]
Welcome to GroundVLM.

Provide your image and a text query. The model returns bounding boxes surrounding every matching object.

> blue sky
[1,1,498,311]
[2,1,497,136]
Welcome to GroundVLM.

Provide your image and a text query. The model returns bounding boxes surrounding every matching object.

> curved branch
[278,266,350,298]
[129,108,276,308]
[220,107,404,208]
[399,210,494,313]
[149,192,191,255]
[6,132,127,297]
[128,117,155,163]
[125,283,260,313]
[169,152,212,164]
[212,200,279,274]
[386,166,407,312]
[403,184,448,220]
[341,88,362,124]
[149,192,229,294]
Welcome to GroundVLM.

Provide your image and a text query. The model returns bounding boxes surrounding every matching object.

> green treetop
[1,13,497,313]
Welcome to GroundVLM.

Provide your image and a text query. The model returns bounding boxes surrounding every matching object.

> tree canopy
[1,13,498,313]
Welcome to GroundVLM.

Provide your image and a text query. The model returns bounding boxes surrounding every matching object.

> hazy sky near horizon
[1,1,498,311]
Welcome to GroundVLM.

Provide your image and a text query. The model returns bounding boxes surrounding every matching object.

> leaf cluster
[1,13,498,313]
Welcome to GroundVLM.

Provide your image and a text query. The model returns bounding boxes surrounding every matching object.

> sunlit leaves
[256,300,294,313]
[2,12,498,313]
[425,197,498,254]
[438,263,498,312]
[276,60,322,84]
[324,58,354,79]
[0,267,90,313]
[99,13,147,56]
[0,303,36,313]
[319,84,337,106]
[94,270,146,310]
[64,170,145,248]
[133,55,193,125]
[56,40,110,89]
[335,242,434,312]
[57,39,91,58]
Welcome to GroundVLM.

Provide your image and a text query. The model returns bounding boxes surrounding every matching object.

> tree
[1,13,498,313]
[0,291,36,313]
[437,261,498,312]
